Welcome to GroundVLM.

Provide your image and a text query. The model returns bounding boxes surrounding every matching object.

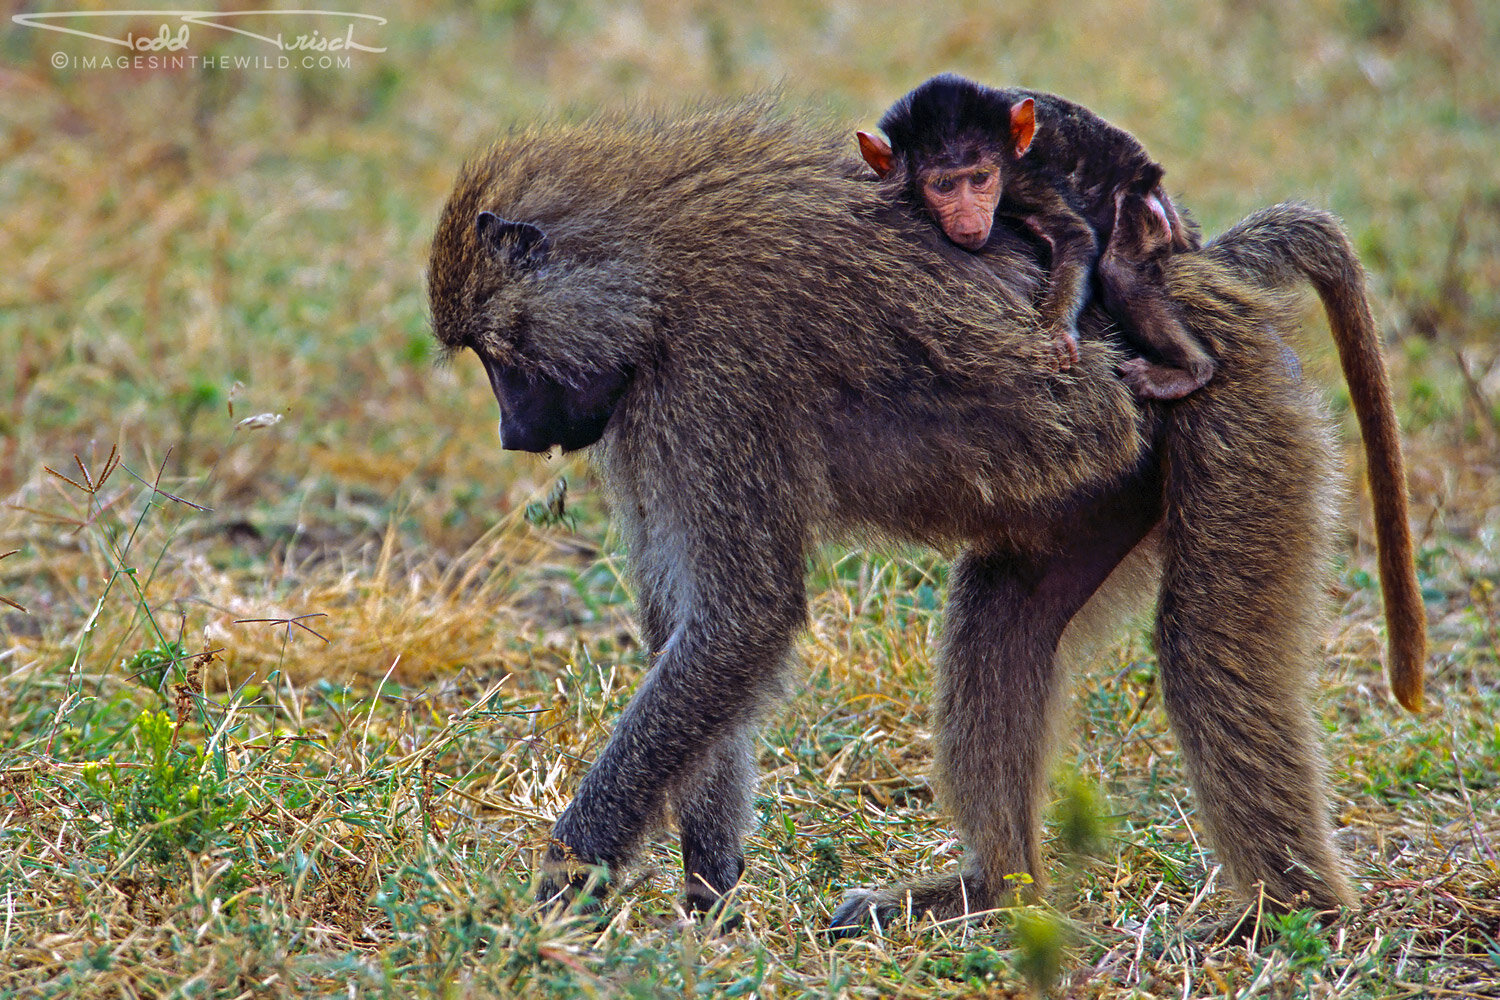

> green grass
[3,0,1499,996]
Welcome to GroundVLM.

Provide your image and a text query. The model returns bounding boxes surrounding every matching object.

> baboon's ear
[1009,98,1036,157]
[1144,194,1173,237]
[475,211,550,268]
[857,130,894,177]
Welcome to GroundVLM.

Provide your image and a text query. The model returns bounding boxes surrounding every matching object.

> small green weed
[82,708,246,865]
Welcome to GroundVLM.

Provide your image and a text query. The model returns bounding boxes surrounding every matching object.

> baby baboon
[427,100,1425,932]
[859,73,1215,400]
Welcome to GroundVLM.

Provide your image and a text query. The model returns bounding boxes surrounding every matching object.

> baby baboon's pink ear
[857,131,894,177]
[1010,98,1036,156]
[1145,194,1173,236]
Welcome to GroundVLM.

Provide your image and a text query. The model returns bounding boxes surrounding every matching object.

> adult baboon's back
[427,99,1423,927]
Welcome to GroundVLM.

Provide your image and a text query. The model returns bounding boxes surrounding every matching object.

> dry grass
[2,0,1499,996]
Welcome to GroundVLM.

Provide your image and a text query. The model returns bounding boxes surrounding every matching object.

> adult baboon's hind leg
[829,468,1163,936]
[1155,358,1353,911]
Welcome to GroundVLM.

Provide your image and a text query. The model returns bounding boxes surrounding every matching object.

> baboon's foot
[827,888,898,938]
[1118,356,1215,400]
[535,843,612,916]
[827,870,1021,938]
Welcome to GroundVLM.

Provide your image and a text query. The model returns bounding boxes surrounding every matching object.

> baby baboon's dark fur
[870,74,1214,398]
[427,99,1424,932]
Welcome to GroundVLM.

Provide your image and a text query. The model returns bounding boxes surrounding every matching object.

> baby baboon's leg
[1108,282,1217,401]
[830,469,1162,934]
[1155,367,1353,910]
[1100,194,1215,401]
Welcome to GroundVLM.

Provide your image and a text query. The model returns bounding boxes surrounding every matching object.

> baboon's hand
[1049,325,1081,371]
[535,872,571,911]
[534,871,610,918]
[535,841,610,916]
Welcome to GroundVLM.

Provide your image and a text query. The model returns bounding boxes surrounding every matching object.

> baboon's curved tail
[1208,203,1426,711]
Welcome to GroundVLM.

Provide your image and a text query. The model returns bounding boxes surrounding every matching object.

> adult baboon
[427,99,1425,930]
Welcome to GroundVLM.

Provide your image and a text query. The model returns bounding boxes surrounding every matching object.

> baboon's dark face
[480,353,630,454]
[429,210,646,455]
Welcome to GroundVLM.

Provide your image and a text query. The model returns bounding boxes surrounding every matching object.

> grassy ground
[2,0,1498,996]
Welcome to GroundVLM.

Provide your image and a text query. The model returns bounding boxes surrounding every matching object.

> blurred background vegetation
[1,1,1497,996]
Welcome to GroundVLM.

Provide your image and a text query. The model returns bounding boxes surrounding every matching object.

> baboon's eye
[970,170,994,188]
[929,176,956,194]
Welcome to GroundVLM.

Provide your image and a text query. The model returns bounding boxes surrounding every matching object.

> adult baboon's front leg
[673,725,758,913]
[830,471,1162,935]
[538,522,806,911]
[615,523,760,913]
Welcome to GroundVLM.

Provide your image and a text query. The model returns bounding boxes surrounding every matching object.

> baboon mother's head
[428,157,654,455]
